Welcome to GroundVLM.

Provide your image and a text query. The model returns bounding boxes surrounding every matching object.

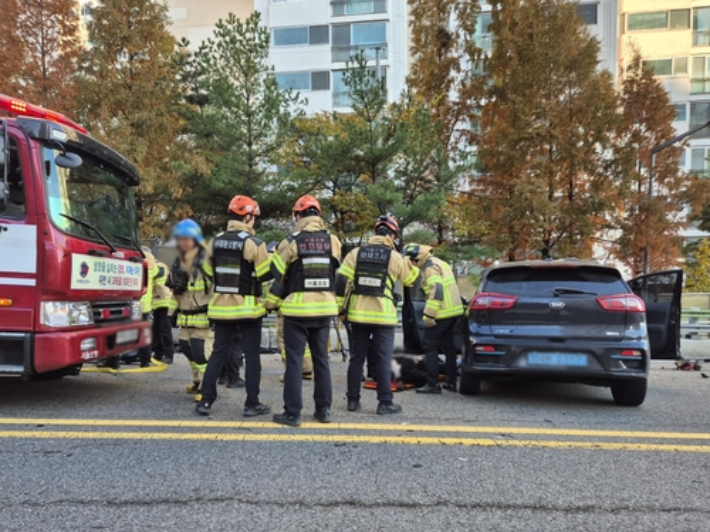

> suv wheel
[611,379,647,407]
[459,371,481,396]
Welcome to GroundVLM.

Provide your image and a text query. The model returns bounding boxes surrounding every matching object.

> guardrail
[681,309,710,338]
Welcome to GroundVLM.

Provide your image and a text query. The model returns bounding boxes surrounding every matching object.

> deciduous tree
[611,51,697,276]
[77,0,187,237]
[684,239,710,292]
[0,0,81,113]
[477,0,620,261]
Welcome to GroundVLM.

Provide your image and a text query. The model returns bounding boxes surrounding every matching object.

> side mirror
[55,152,82,169]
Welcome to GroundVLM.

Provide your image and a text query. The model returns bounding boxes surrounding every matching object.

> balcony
[693,30,710,47]
[332,43,387,63]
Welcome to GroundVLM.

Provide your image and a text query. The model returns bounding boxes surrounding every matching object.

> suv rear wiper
[60,213,117,254]
[113,234,145,259]
[553,287,597,296]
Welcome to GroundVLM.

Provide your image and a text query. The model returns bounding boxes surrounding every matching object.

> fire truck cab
[0,95,151,379]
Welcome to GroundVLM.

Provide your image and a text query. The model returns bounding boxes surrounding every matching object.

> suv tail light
[470,293,518,311]
[596,294,645,313]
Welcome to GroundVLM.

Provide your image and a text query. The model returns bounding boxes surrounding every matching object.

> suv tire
[459,371,481,396]
[611,379,647,407]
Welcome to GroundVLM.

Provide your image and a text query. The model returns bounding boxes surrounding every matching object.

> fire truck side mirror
[55,151,82,169]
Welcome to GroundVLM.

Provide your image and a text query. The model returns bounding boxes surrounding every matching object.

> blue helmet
[173,218,204,244]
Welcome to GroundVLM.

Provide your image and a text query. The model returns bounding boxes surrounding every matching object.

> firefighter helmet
[293,195,321,216]
[374,214,399,238]
[173,219,204,244]
[228,195,261,217]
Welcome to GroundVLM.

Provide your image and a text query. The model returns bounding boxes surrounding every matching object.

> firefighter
[266,196,342,427]
[403,244,464,394]
[137,248,159,368]
[196,196,272,417]
[335,215,419,414]
[169,219,214,397]
[151,255,175,365]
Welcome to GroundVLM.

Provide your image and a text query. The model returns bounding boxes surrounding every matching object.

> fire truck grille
[91,301,132,325]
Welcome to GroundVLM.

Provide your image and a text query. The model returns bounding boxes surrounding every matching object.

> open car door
[628,269,683,360]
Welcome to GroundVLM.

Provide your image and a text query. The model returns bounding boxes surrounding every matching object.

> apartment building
[619,1,710,178]
[163,0,255,47]
[255,0,409,113]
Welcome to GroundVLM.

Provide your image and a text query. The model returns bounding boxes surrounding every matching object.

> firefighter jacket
[266,216,342,318]
[335,235,419,326]
[151,261,174,311]
[202,220,272,321]
[415,247,464,320]
[140,252,159,314]
[170,244,213,329]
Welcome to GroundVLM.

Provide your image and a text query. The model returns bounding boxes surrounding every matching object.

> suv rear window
[484,266,628,296]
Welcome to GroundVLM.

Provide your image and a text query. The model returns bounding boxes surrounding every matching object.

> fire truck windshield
[43,147,139,249]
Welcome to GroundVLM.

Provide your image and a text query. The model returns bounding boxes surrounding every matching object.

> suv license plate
[528,352,588,367]
[116,329,139,345]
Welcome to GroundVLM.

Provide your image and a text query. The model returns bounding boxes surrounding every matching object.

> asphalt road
[1,341,709,532]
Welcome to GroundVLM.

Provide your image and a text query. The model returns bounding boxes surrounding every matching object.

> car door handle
[0,225,8,233]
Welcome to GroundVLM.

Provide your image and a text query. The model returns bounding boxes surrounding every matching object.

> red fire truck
[0,94,151,379]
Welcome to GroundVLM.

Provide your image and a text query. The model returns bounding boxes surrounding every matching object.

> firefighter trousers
[152,308,175,362]
[347,323,395,404]
[423,317,458,387]
[201,319,262,407]
[282,317,332,417]
[277,314,312,373]
[179,327,214,383]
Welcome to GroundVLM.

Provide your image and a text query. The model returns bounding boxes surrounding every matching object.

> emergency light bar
[0,94,88,134]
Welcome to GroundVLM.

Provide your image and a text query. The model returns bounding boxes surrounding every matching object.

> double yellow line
[1,417,710,452]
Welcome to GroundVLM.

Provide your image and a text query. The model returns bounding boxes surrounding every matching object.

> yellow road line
[1,430,710,452]
[1,417,710,440]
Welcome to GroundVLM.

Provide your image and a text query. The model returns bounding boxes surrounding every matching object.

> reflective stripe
[215,286,241,294]
[255,259,271,278]
[272,254,287,275]
[403,269,419,286]
[177,314,210,328]
[280,299,338,317]
[302,257,331,265]
[215,267,241,274]
[337,264,355,280]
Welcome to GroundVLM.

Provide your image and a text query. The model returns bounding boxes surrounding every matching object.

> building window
[577,4,597,25]
[694,8,710,46]
[675,103,688,122]
[690,102,710,139]
[644,59,673,76]
[273,25,330,47]
[671,9,691,29]
[275,71,331,91]
[691,57,710,94]
[628,11,668,31]
[332,68,386,107]
[332,22,387,62]
[275,72,311,91]
[474,12,493,51]
[644,57,687,77]
[691,148,710,176]
[332,0,386,17]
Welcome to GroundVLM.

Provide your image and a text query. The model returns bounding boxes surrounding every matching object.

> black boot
[195,400,212,416]
[347,400,361,412]
[377,402,402,415]
[227,377,246,389]
[416,383,442,394]
[244,404,271,417]
[273,413,302,427]
[314,408,332,423]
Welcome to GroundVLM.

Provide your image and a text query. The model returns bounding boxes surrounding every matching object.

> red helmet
[374,214,399,237]
[293,195,321,215]
[228,195,260,217]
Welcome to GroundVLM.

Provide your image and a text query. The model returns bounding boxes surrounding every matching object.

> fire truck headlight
[41,301,94,327]
[131,301,142,321]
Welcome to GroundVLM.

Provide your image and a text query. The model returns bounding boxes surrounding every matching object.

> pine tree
[182,12,302,231]
[477,0,620,260]
[0,0,81,112]
[77,0,187,237]
[612,51,703,276]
